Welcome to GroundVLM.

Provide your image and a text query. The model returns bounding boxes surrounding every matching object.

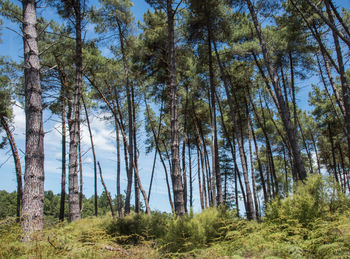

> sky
[0,0,349,214]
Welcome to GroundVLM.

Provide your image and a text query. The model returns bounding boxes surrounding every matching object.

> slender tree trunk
[98,162,115,218]
[78,124,83,212]
[115,119,122,217]
[167,0,185,216]
[60,91,67,221]
[147,102,163,203]
[250,117,268,204]
[144,96,174,211]
[132,84,140,213]
[118,21,134,215]
[207,30,222,206]
[55,56,68,221]
[82,95,98,216]
[21,0,45,240]
[328,123,339,183]
[188,140,193,208]
[182,134,187,212]
[196,144,204,210]
[1,117,22,220]
[247,108,260,220]
[132,159,151,216]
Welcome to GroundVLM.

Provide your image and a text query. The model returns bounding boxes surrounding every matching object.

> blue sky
[0,0,349,214]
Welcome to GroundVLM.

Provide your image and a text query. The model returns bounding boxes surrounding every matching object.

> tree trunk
[98,162,115,218]
[115,118,122,217]
[196,144,204,210]
[117,21,134,215]
[167,0,185,216]
[1,117,22,220]
[21,0,45,240]
[207,30,222,207]
[68,0,83,222]
[247,108,260,219]
[55,56,67,222]
[188,140,193,208]
[82,95,98,216]
[78,124,83,212]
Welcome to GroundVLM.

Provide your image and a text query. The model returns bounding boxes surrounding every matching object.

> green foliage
[162,207,233,253]
[265,175,350,226]
[0,191,17,219]
[105,211,170,244]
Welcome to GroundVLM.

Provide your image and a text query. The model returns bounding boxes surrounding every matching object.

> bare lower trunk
[60,87,66,221]
[68,0,83,222]
[78,125,83,212]
[55,56,68,221]
[1,117,22,220]
[167,0,185,216]
[21,0,45,240]
[188,140,193,208]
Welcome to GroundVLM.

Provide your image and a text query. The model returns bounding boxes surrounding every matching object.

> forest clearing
[0,0,350,258]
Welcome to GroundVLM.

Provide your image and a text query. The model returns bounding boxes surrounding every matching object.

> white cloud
[12,102,25,138]
[80,113,116,153]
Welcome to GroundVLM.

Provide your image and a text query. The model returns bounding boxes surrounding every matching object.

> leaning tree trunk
[82,95,98,216]
[167,0,185,216]
[98,162,115,218]
[68,0,83,222]
[1,117,22,220]
[21,0,45,241]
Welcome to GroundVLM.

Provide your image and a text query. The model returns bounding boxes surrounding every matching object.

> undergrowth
[1,175,350,258]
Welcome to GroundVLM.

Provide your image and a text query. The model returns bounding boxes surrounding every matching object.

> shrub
[265,175,350,226]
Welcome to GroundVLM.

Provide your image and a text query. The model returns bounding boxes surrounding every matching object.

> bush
[162,206,233,253]
[265,175,350,226]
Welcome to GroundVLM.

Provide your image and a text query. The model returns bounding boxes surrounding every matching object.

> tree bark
[21,0,45,240]
[68,0,83,222]
[167,0,185,216]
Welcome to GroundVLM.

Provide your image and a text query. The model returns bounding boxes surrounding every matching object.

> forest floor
[1,209,350,259]
[1,177,350,258]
